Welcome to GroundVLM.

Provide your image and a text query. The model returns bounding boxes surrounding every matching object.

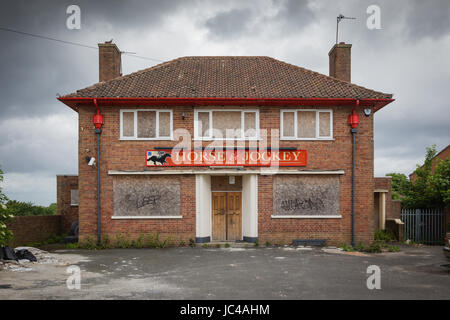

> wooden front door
[212,192,242,241]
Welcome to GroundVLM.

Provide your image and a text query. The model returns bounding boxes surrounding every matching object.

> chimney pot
[328,43,352,82]
[98,42,122,82]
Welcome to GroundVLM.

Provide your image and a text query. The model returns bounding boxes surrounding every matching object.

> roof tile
[63,56,392,100]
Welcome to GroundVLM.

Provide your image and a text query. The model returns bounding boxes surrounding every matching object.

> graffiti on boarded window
[113,176,180,216]
[273,175,340,216]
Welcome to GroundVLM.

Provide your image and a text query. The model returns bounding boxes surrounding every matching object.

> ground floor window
[272,175,340,218]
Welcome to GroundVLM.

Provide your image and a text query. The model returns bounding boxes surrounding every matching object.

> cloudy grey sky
[0,0,449,205]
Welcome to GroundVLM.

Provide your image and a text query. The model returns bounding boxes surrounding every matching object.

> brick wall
[77,104,374,246]
[57,175,79,234]
[390,200,401,220]
[6,215,61,247]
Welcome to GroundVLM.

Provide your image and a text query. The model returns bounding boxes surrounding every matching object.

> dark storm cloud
[203,0,315,40]
[0,0,188,119]
[204,8,253,39]
[0,0,449,204]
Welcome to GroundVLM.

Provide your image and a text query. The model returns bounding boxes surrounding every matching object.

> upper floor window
[194,109,259,140]
[280,109,333,140]
[120,109,173,140]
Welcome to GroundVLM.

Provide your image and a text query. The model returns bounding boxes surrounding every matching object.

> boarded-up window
[121,109,172,139]
[113,176,181,217]
[198,112,210,137]
[137,111,156,138]
[319,112,331,137]
[158,112,171,137]
[298,111,316,138]
[122,112,134,137]
[244,112,256,137]
[273,175,340,216]
[281,110,333,139]
[195,110,259,139]
[282,112,295,137]
[212,111,242,138]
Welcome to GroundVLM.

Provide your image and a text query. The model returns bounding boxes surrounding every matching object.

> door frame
[211,191,243,241]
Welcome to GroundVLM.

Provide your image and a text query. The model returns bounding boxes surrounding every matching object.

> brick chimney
[328,42,352,82]
[98,41,122,82]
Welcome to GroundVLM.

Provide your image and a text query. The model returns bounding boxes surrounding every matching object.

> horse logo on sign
[146,151,172,166]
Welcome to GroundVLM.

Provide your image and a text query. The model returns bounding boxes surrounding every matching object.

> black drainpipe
[95,127,102,246]
[350,126,357,247]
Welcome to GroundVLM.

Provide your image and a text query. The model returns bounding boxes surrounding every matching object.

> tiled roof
[62,56,392,100]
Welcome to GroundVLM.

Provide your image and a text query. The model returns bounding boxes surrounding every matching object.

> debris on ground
[0,246,69,272]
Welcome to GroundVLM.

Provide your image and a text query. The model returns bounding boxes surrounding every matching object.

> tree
[402,145,449,209]
[386,173,411,200]
[0,165,13,246]
[4,200,57,216]
[431,157,450,207]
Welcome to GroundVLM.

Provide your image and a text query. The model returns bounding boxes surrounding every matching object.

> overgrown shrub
[388,245,400,252]
[0,166,13,246]
[374,229,396,242]
[364,241,383,253]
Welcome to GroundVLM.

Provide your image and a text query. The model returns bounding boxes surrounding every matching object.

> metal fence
[401,208,446,245]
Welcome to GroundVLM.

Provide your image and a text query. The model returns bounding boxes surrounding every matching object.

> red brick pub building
[58,41,393,246]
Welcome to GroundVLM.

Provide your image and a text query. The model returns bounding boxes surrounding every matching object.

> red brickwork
[329,43,352,82]
[57,175,79,234]
[7,215,61,247]
[77,104,374,246]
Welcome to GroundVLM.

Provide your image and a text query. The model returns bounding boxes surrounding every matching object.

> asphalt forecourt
[0,244,449,301]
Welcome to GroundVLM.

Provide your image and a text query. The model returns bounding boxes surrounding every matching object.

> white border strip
[111,216,182,220]
[108,170,345,176]
[271,215,342,219]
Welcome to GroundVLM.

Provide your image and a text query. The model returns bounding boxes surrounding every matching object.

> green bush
[65,242,79,249]
[78,236,98,250]
[355,242,365,252]
[388,245,400,252]
[0,166,13,246]
[374,229,396,242]
[3,200,57,217]
[100,234,112,249]
[115,233,131,248]
[224,243,230,248]
[364,241,383,253]
[134,234,144,248]
[341,243,355,252]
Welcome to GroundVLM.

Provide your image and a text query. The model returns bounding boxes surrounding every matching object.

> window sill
[119,138,174,141]
[193,138,261,141]
[280,138,334,141]
[271,215,342,219]
[111,215,182,220]
[70,204,79,207]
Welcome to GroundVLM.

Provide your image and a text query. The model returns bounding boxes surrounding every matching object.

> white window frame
[194,109,260,141]
[70,189,79,206]
[120,109,173,140]
[280,109,333,140]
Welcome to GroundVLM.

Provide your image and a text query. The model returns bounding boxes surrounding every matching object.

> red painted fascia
[58,97,394,112]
